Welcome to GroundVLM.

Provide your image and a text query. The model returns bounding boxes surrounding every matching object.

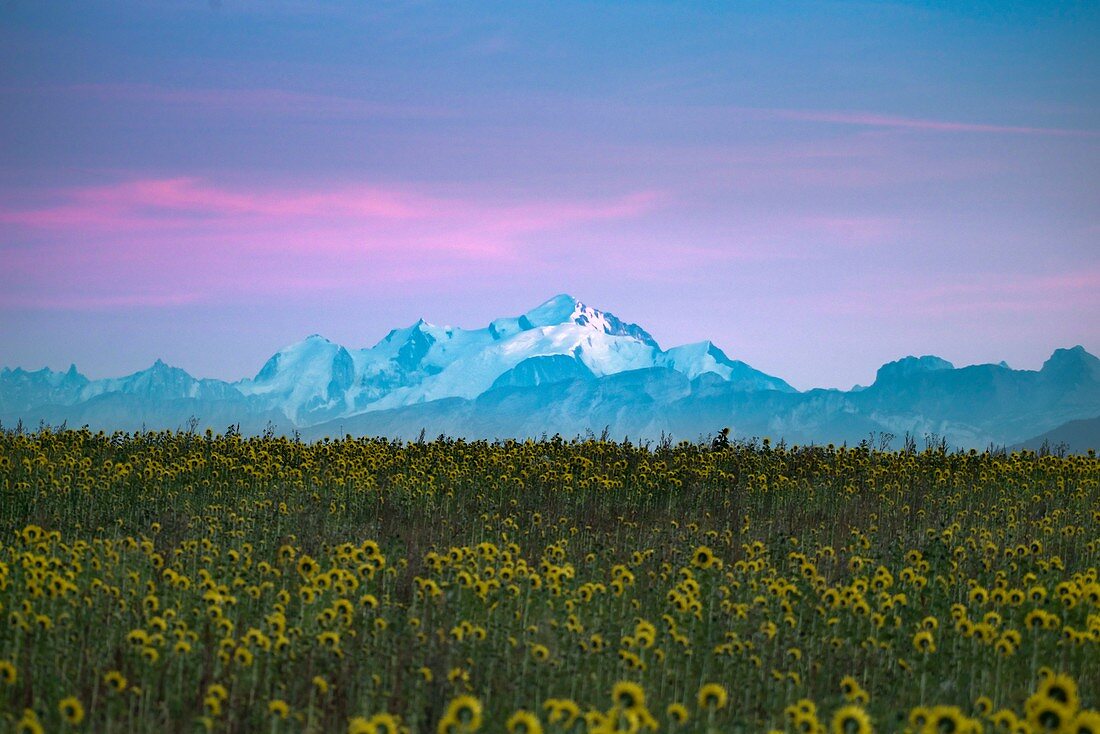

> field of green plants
[0,428,1097,733]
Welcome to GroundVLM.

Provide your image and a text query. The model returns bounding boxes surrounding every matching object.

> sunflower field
[0,428,1097,733]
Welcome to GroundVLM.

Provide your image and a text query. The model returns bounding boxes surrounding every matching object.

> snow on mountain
[523,294,660,347]
[3,294,796,428]
[84,359,240,402]
[347,295,664,411]
[235,335,356,423]
[658,341,796,392]
[0,364,89,412]
[228,294,795,422]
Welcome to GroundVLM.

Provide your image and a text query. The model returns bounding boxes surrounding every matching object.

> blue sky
[1,1,1097,389]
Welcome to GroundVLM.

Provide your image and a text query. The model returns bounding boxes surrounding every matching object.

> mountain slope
[848,347,1100,446]
[1013,415,1100,453]
[658,341,795,392]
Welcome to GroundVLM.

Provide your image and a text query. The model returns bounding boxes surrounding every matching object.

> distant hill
[1013,415,1100,454]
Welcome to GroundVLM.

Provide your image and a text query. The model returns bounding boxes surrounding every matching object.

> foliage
[0,428,1097,732]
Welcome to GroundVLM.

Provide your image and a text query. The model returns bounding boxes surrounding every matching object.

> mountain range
[3,294,1098,450]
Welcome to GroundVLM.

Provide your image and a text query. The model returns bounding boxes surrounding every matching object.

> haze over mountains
[3,295,1098,450]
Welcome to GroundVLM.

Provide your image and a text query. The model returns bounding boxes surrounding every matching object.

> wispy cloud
[1,177,658,231]
[740,106,1099,138]
[10,83,455,120]
[785,269,1100,318]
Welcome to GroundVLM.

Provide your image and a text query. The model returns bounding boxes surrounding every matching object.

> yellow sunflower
[506,710,543,734]
[442,695,483,732]
[698,683,728,710]
[913,630,936,654]
[268,700,290,720]
[1070,711,1100,734]
[1027,698,1073,733]
[59,696,85,725]
[925,706,965,734]
[105,670,128,693]
[667,703,690,726]
[612,681,646,712]
[831,705,872,734]
[1036,674,1080,714]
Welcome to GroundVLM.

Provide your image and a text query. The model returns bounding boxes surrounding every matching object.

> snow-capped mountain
[4,295,1099,449]
[234,294,770,423]
[0,359,237,412]
[0,364,89,413]
[235,335,357,424]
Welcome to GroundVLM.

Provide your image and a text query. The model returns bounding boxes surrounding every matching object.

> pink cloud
[0,176,662,308]
[1,177,657,233]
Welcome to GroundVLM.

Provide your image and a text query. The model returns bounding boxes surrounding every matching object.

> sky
[1,1,1097,391]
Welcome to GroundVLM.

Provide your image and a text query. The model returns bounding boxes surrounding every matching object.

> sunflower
[15,710,45,734]
[667,703,690,726]
[1037,674,1080,713]
[0,660,16,686]
[612,681,646,712]
[443,695,483,731]
[232,647,252,667]
[793,712,821,733]
[545,699,580,728]
[506,710,543,734]
[913,630,936,654]
[297,555,319,579]
[926,706,965,734]
[349,717,375,734]
[1027,698,1073,733]
[909,707,932,730]
[59,696,85,725]
[204,695,223,717]
[692,546,715,569]
[831,705,872,734]
[698,683,728,710]
[990,709,1018,730]
[839,676,863,701]
[368,713,401,734]
[268,700,290,719]
[104,670,128,693]
[1070,711,1100,734]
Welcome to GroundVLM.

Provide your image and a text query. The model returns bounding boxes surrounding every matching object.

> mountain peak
[874,355,954,384]
[524,294,582,326]
[1041,346,1100,380]
[1045,345,1093,362]
[522,294,660,348]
